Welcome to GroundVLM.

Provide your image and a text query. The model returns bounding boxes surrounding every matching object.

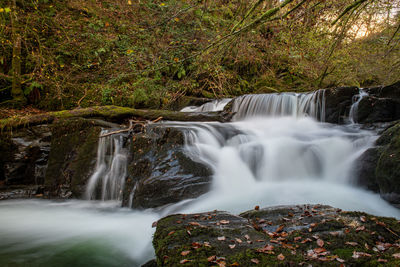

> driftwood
[0,105,230,131]
[99,116,163,138]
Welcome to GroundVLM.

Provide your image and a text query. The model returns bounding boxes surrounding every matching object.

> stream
[1,90,399,266]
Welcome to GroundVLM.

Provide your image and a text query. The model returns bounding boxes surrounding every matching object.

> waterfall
[180,98,232,112]
[231,90,326,121]
[85,130,128,201]
[349,88,368,123]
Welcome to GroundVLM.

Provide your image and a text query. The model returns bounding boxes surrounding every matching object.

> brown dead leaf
[393,253,400,259]
[152,221,157,228]
[360,216,367,222]
[207,255,216,262]
[317,239,324,247]
[229,244,236,249]
[294,236,302,241]
[275,225,284,233]
[244,234,250,240]
[204,242,211,247]
[277,253,285,261]
[255,205,260,210]
[251,258,260,264]
[189,222,201,226]
[181,251,190,256]
[345,242,358,246]
[356,226,365,232]
[217,236,226,241]
[220,220,230,225]
[336,257,345,263]
[180,259,191,264]
[301,238,312,244]
[192,242,202,249]
[235,238,243,243]
[352,251,371,259]
[378,258,388,263]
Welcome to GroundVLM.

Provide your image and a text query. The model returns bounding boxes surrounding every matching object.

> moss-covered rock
[44,118,101,198]
[153,205,400,266]
[376,123,400,204]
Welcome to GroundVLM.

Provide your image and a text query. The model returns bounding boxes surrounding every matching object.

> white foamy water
[1,92,399,266]
[349,88,369,124]
[180,98,231,112]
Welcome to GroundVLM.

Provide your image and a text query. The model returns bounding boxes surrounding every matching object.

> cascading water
[180,98,231,112]
[231,90,326,121]
[1,90,400,266]
[349,88,369,123]
[85,130,128,201]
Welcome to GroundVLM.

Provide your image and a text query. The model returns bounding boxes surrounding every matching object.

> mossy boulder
[153,205,400,266]
[355,121,400,205]
[375,122,400,204]
[123,124,212,209]
[44,118,101,198]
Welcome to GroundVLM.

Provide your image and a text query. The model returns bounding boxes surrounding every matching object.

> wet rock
[375,122,400,204]
[357,96,400,123]
[353,147,380,192]
[355,121,400,204]
[0,125,51,195]
[44,118,101,198]
[123,124,212,209]
[153,205,400,266]
[324,86,359,123]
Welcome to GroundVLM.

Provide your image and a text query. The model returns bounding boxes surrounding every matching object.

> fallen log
[0,105,232,131]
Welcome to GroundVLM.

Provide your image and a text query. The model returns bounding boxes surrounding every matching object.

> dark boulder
[0,125,51,197]
[357,96,400,123]
[352,147,380,192]
[123,124,212,209]
[153,205,400,266]
[324,86,359,123]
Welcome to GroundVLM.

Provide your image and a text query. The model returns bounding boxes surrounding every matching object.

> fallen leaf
[192,242,201,249]
[181,251,190,256]
[244,234,250,240]
[393,253,400,259]
[231,262,239,266]
[204,242,211,247]
[360,216,367,222]
[255,206,260,210]
[168,231,175,236]
[345,242,358,246]
[336,257,345,263]
[294,236,302,241]
[152,221,157,228]
[352,251,371,259]
[317,239,324,247]
[207,255,216,262]
[235,238,243,243]
[217,236,226,241]
[288,212,294,217]
[356,226,365,232]
[189,222,200,226]
[180,259,191,264]
[378,258,388,263]
[277,253,285,261]
[275,225,284,233]
[330,231,340,236]
[301,238,312,244]
[251,258,260,264]
[217,261,226,267]
[220,220,230,224]
[314,247,327,254]
[229,244,236,249]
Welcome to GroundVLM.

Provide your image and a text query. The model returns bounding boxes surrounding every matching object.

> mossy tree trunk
[10,0,26,107]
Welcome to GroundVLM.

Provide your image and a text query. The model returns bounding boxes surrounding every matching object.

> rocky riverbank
[152,205,400,266]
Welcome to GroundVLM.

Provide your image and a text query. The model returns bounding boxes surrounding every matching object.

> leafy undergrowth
[154,205,400,266]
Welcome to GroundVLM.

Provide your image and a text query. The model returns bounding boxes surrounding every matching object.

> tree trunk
[10,0,26,106]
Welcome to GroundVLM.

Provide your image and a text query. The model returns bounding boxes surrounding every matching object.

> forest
[0,0,399,113]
